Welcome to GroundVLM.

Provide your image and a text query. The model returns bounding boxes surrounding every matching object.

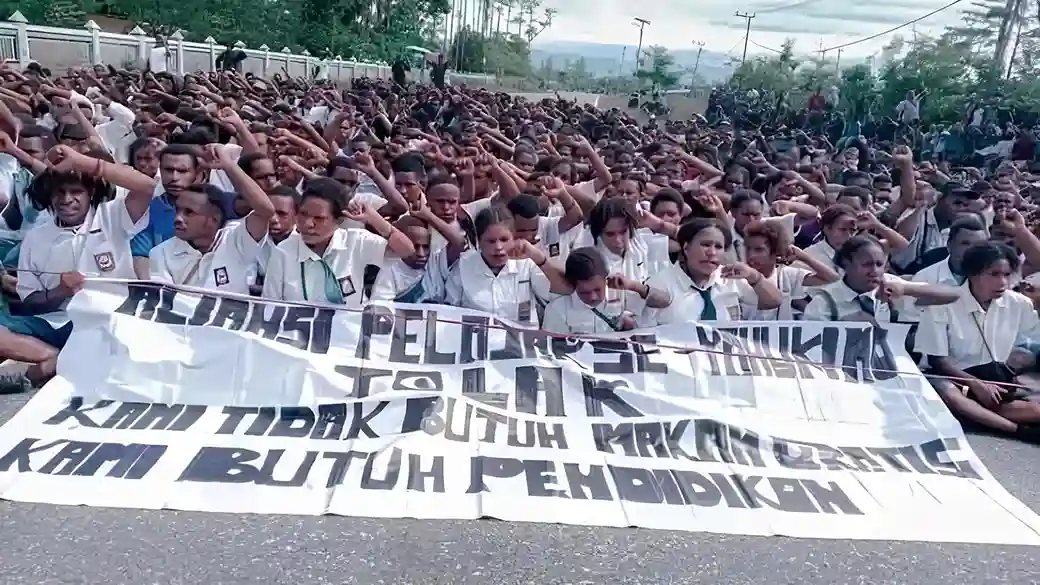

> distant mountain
[529,40,734,84]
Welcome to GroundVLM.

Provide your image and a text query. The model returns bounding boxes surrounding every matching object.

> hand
[967,379,1005,409]
[203,144,235,168]
[606,273,635,292]
[217,107,242,125]
[507,239,538,261]
[544,177,568,199]
[721,263,759,282]
[856,211,880,231]
[353,151,377,174]
[59,271,85,295]
[772,200,793,216]
[618,311,638,331]
[695,188,723,215]
[1003,208,1027,232]
[878,279,904,300]
[892,145,913,166]
[635,207,662,231]
[455,157,475,177]
[0,131,14,153]
[342,201,370,223]
[46,145,83,173]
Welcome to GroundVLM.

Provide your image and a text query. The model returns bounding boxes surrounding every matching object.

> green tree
[635,45,680,90]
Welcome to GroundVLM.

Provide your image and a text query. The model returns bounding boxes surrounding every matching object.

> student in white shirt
[262,178,415,306]
[571,197,673,316]
[18,146,155,314]
[803,235,959,324]
[251,185,298,295]
[641,218,783,326]
[915,243,1040,442]
[803,203,908,274]
[370,203,467,303]
[149,144,274,294]
[422,176,466,253]
[444,206,572,326]
[905,215,989,322]
[542,246,669,334]
[505,177,583,260]
[742,220,839,320]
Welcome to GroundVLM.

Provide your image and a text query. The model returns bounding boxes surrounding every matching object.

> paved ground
[0,391,1039,585]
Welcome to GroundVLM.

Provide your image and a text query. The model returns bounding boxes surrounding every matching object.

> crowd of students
[0,61,1039,441]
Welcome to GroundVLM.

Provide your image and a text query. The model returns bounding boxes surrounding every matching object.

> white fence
[0,11,393,83]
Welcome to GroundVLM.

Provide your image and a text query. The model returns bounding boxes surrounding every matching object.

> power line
[751,0,824,15]
[818,0,966,53]
[749,38,782,53]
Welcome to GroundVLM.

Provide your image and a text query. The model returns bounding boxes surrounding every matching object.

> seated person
[916,242,1040,443]
[542,246,669,334]
[370,203,466,303]
[149,145,274,294]
[262,178,415,306]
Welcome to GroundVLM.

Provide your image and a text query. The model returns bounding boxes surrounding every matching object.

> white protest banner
[0,279,1038,544]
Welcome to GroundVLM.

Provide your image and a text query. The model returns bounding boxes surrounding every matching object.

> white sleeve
[229,218,265,264]
[420,249,451,303]
[16,228,45,299]
[147,246,174,284]
[914,305,951,358]
[801,293,832,322]
[369,267,396,301]
[445,262,464,306]
[261,246,286,300]
[349,228,389,266]
[541,298,569,334]
[101,193,150,240]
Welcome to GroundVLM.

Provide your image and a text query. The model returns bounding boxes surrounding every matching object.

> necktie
[698,288,718,320]
[856,294,876,317]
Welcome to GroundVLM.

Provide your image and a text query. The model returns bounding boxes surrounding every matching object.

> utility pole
[735,11,755,64]
[633,17,650,71]
[835,47,842,74]
[692,40,705,78]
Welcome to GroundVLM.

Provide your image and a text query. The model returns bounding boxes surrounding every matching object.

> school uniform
[640,264,760,326]
[370,250,451,303]
[901,258,964,323]
[444,249,548,326]
[801,238,839,274]
[149,218,266,295]
[891,208,948,272]
[261,228,387,306]
[915,286,1040,394]
[743,264,811,321]
[340,191,388,231]
[17,194,148,303]
[569,228,671,317]
[542,291,629,334]
[801,274,909,323]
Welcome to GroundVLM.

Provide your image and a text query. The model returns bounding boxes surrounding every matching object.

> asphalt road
[0,390,1039,585]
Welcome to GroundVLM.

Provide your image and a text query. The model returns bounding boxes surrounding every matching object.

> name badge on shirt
[94,252,115,273]
[518,300,532,322]
[213,267,230,286]
[339,275,356,297]
[548,243,560,257]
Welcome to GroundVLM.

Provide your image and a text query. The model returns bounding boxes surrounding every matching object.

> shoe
[0,374,30,395]
[1014,423,1040,444]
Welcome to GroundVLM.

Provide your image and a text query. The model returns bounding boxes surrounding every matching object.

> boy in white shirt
[149,144,274,294]
[370,204,467,303]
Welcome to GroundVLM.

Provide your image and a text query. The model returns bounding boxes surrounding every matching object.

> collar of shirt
[290,228,349,263]
[675,264,720,292]
[476,254,520,278]
[960,285,1010,314]
[830,278,877,305]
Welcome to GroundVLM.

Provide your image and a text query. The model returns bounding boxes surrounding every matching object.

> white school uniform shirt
[94,102,137,164]
[339,191,389,231]
[801,238,839,274]
[915,286,1040,369]
[902,257,964,323]
[444,249,547,326]
[542,291,628,335]
[570,228,671,316]
[744,264,811,321]
[428,218,467,253]
[801,274,909,323]
[370,250,451,303]
[149,218,265,295]
[640,264,759,326]
[17,194,148,301]
[891,208,948,270]
[262,228,387,306]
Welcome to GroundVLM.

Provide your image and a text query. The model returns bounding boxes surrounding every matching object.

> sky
[528,0,970,58]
